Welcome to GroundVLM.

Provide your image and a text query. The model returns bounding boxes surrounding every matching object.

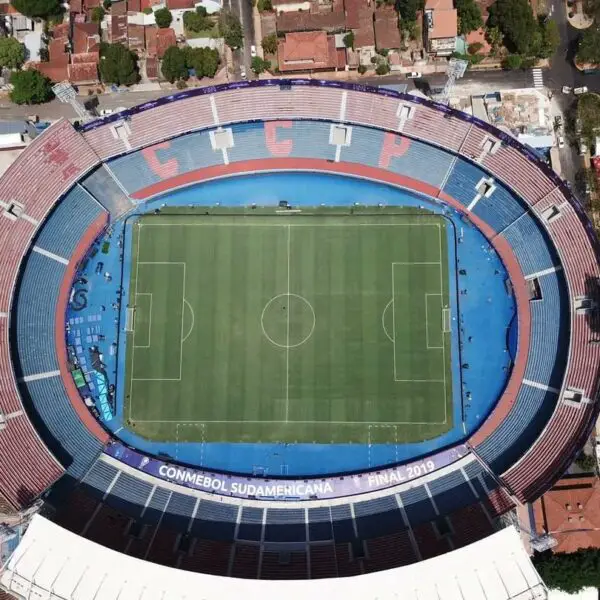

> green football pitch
[124,210,454,445]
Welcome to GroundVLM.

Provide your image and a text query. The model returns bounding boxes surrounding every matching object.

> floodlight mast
[51,81,91,122]
[438,59,468,105]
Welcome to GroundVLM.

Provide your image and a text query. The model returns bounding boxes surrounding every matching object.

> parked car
[562,85,572,94]
[251,45,257,58]
[99,108,113,116]
[574,86,589,95]
[558,135,565,149]
[407,71,422,79]
[240,66,247,79]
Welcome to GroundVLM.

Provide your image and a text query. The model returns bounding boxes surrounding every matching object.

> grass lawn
[124,210,453,444]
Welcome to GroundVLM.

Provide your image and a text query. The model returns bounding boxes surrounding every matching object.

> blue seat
[476,383,560,474]
[307,506,333,541]
[142,487,171,525]
[162,491,196,530]
[331,503,356,542]
[427,471,476,514]
[237,506,263,541]
[105,471,153,517]
[354,495,404,538]
[472,183,525,232]
[15,252,64,376]
[524,273,569,388]
[192,499,237,540]
[35,186,105,258]
[81,165,133,218]
[399,485,437,526]
[442,159,487,208]
[264,508,306,542]
[21,375,104,479]
[82,459,119,499]
[502,214,559,277]
[227,122,271,163]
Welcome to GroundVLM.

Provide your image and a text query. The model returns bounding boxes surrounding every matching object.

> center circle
[261,293,316,349]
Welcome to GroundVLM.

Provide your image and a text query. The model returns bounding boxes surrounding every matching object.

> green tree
[91,6,105,21]
[184,46,220,77]
[397,0,421,24]
[343,31,355,48]
[0,38,25,69]
[358,64,367,74]
[219,10,243,48]
[577,92,600,143]
[487,0,536,55]
[455,0,483,34]
[9,70,53,104]
[11,0,61,18]
[257,0,272,10]
[99,42,140,85]
[261,33,277,54]
[468,41,484,54]
[142,6,152,13]
[533,549,600,593]
[196,5,207,16]
[161,46,188,82]
[103,0,111,8]
[502,53,523,69]
[577,26,600,65]
[575,452,597,471]
[183,10,211,31]
[154,7,172,27]
[485,25,503,55]
[537,18,560,58]
[251,55,270,73]
[375,62,390,75]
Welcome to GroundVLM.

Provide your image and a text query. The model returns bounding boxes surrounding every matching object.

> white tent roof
[0,516,547,600]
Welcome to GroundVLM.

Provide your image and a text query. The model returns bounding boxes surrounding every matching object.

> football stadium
[0,80,599,597]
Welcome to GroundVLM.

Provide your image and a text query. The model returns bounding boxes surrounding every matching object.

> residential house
[424,0,457,55]
[374,5,400,51]
[110,14,128,43]
[128,23,145,52]
[72,21,101,54]
[344,0,375,61]
[277,30,345,72]
[272,0,311,15]
[532,474,600,553]
[276,10,345,33]
[146,25,177,58]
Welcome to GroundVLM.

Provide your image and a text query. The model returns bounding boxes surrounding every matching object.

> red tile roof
[425,0,457,38]
[128,23,145,52]
[68,61,99,83]
[344,0,375,47]
[145,25,157,55]
[128,0,141,10]
[73,21,100,53]
[166,0,195,8]
[276,10,345,33]
[466,27,491,53]
[374,5,400,49]
[48,38,68,61]
[533,475,600,553]
[33,61,69,82]
[72,51,99,63]
[84,0,100,8]
[277,31,342,72]
[110,14,128,43]
[156,26,176,57]
[70,0,83,13]
[111,0,127,13]
[52,22,70,38]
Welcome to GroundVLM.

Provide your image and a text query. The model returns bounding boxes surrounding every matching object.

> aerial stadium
[0,80,599,596]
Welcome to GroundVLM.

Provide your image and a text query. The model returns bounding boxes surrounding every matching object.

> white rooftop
[0,517,547,600]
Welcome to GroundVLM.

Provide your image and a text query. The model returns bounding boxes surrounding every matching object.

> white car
[251,45,257,58]
[562,85,572,94]
[558,135,565,149]
[574,86,589,95]
[240,66,247,79]
[407,71,422,79]
[99,108,113,116]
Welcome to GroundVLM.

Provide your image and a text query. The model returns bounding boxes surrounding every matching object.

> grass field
[124,210,453,444]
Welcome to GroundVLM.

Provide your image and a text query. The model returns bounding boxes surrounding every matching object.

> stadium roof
[0,517,547,600]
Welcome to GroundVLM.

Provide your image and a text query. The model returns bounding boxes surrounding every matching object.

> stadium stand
[0,83,598,587]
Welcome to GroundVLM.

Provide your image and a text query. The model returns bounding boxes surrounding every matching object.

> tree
[343,31,355,48]
[577,26,600,65]
[196,5,207,16]
[251,55,270,73]
[91,6,105,21]
[375,62,390,75]
[99,42,140,85]
[161,46,188,82]
[257,0,272,10]
[103,0,111,8]
[142,6,152,13]
[502,54,523,69]
[468,41,484,54]
[183,10,211,32]
[184,46,220,77]
[533,549,600,593]
[455,0,483,34]
[538,18,560,58]
[9,70,53,104]
[0,38,25,70]
[487,0,536,55]
[485,25,503,55]
[11,0,61,18]
[577,92,600,143]
[154,7,172,27]
[397,0,421,24]
[575,452,597,471]
[261,33,277,54]
[358,64,367,74]
[219,10,243,48]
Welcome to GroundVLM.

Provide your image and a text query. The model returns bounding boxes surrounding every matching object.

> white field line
[133,293,152,348]
[285,224,291,422]
[139,223,443,228]
[133,418,449,425]
[438,224,448,426]
[425,293,443,350]
[128,222,142,422]
[391,263,397,382]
